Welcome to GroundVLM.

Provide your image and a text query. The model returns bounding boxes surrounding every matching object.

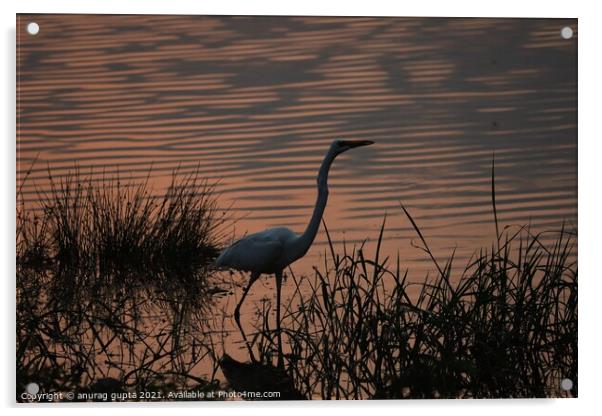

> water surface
[17,14,577,296]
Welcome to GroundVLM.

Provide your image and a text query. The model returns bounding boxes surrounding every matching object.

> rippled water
[17,14,577,282]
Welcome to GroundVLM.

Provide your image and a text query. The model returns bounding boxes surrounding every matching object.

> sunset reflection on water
[17,15,577,329]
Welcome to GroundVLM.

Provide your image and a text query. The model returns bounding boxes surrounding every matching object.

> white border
[9,0,583,18]
[2,1,601,416]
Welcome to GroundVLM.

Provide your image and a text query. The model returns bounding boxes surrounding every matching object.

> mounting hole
[26,22,40,36]
[25,382,40,395]
[560,26,573,40]
[560,378,573,391]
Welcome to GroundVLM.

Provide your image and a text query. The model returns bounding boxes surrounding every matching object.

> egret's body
[216,139,373,365]
[216,227,300,274]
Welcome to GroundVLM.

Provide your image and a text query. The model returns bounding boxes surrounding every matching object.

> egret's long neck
[293,146,338,260]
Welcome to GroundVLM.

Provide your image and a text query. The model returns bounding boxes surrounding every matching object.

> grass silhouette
[16,168,226,400]
[249,166,577,399]
[16,164,577,400]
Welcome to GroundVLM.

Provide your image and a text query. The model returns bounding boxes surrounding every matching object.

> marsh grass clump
[252,216,577,399]
[17,169,223,305]
[16,168,226,400]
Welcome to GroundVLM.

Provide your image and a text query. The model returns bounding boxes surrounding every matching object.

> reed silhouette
[248,216,576,399]
[16,168,226,401]
[246,166,577,399]
[16,163,577,400]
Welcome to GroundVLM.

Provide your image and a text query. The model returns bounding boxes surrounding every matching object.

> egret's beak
[341,140,375,149]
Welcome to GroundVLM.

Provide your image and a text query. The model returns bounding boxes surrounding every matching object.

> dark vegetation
[249,168,577,399]
[250,217,577,399]
[16,168,227,401]
[16,165,577,400]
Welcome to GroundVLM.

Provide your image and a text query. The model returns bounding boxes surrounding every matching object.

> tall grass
[18,169,224,302]
[16,168,226,400]
[251,212,577,399]
[16,165,577,400]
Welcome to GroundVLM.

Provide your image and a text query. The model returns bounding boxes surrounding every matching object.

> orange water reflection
[17,14,577,371]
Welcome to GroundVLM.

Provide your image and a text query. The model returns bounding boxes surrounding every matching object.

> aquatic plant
[16,168,226,401]
[250,169,577,399]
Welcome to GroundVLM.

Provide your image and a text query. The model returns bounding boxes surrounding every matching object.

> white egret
[216,139,374,365]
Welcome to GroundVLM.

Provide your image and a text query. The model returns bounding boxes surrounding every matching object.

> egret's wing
[216,234,284,272]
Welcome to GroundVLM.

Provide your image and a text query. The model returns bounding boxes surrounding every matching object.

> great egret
[216,139,374,365]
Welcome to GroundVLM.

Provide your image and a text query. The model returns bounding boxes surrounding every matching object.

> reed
[16,168,226,400]
[15,164,577,400]
[251,202,577,399]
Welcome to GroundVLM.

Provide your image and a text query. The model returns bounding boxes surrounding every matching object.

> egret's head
[332,139,374,155]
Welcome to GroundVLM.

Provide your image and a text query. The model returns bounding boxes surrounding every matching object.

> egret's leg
[275,270,284,369]
[234,272,258,327]
[234,272,259,361]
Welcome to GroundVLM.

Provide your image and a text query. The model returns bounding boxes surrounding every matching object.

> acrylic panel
[16,14,577,402]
